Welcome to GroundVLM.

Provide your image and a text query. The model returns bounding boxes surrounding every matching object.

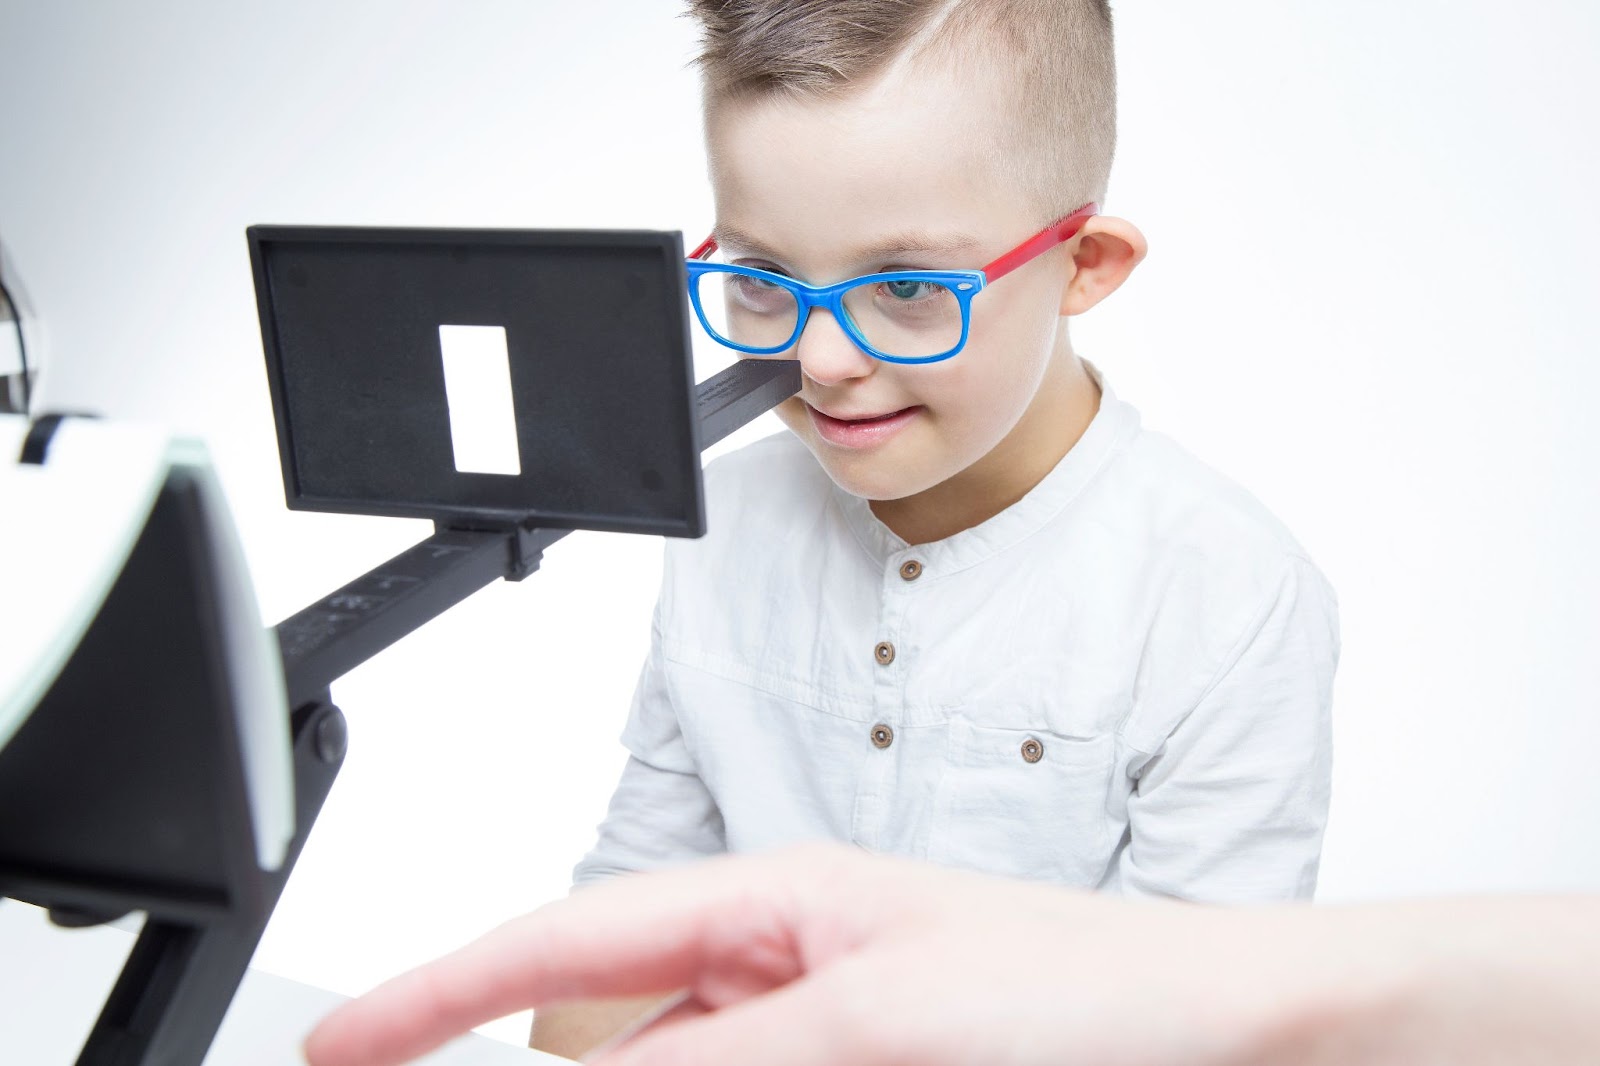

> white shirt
[574,379,1339,903]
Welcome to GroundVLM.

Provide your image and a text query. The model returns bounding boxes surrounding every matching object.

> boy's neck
[869,347,1102,546]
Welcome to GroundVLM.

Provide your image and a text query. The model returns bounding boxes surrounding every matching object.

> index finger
[302,845,886,1066]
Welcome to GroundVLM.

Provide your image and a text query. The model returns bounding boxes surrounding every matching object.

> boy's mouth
[805,402,922,449]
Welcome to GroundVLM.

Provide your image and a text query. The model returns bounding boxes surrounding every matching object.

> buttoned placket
[850,549,925,851]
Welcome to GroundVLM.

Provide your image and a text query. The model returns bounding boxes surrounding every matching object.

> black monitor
[247,226,705,537]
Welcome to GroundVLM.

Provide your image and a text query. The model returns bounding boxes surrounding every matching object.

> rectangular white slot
[438,324,521,475]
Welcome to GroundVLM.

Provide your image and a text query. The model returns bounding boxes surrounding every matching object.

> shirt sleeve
[570,605,727,888]
[1116,555,1339,903]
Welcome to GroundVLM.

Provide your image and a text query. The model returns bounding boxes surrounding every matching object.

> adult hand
[303,843,1600,1066]
[303,844,1310,1066]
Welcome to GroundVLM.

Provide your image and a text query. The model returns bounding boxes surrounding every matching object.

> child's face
[705,65,1083,503]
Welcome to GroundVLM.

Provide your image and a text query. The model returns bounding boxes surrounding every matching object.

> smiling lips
[806,403,922,448]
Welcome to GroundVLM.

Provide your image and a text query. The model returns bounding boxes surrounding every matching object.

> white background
[2,0,1597,1048]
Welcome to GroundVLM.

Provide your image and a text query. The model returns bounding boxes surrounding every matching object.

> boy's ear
[1061,216,1147,316]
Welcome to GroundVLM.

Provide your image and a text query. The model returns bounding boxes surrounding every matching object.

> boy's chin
[801,442,943,503]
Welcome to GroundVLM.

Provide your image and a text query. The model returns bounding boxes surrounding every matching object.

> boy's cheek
[911,362,996,421]
[774,396,811,432]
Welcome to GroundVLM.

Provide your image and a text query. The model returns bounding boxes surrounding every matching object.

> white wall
[1,0,1596,1045]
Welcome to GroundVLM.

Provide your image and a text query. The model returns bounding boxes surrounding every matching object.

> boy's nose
[794,307,876,386]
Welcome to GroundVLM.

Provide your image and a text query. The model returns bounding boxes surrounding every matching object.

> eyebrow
[712,224,983,267]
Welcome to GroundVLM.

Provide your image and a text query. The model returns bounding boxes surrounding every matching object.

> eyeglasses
[684,203,1097,365]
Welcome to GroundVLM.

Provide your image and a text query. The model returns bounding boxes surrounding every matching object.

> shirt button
[871,724,895,749]
[899,559,923,581]
[1021,737,1045,764]
[874,640,896,666]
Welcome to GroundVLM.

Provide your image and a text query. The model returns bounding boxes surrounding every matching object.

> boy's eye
[725,270,797,315]
[877,279,943,301]
[729,270,787,295]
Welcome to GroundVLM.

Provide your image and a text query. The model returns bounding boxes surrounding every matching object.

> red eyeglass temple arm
[687,202,1099,274]
[981,203,1099,282]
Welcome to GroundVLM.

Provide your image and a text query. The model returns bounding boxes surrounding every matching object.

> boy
[535,0,1338,1055]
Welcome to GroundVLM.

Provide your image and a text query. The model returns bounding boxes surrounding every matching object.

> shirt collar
[831,363,1142,576]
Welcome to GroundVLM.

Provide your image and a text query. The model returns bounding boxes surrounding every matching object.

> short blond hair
[687,0,1117,218]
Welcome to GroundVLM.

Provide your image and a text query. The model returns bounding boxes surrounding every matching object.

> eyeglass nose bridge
[787,285,871,357]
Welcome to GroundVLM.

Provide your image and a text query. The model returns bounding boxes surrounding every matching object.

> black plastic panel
[248,226,705,537]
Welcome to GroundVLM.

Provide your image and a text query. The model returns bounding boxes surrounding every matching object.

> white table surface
[0,901,568,1065]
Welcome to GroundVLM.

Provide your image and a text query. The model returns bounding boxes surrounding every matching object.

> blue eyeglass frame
[683,203,1099,366]
[684,261,986,365]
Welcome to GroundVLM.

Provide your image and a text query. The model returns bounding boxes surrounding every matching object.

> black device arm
[62,356,799,1066]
